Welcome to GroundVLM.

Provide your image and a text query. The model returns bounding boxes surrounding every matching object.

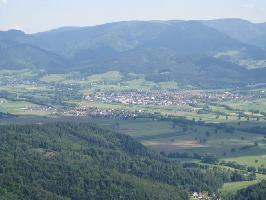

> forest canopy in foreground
[0,122,224,200]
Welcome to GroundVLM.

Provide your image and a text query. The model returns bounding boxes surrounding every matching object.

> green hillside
[1,20,266,87]
[231,180,266,200]
[0,30,70,72]
[0,122,224,200]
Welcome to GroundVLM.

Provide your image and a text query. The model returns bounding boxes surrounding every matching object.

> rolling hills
[0,30,70,72]
[202,18,266,51]
[1,19,266,87]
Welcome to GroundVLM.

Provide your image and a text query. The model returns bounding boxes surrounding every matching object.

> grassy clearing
[87,71,122,82]
[0,98,36,114]
[225,152,266,168]
[0,69,34,78]
[228,99,266,112]
[40,74,69,83]
[219,174,266,198]
[0,98,53,116]
[219,180,259,198]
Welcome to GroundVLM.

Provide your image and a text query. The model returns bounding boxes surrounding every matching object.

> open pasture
[84,118,266,159]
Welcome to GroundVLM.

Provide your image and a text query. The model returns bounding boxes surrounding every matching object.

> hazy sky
[1,0,266,33]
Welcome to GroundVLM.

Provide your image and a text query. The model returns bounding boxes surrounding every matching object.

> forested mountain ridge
[1,19,266,87]
[0,122,224,200]
[0,30,70,72]
[202,18,266,50]
[28,20,266,69]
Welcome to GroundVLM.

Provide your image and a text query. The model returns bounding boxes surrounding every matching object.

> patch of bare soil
[143,140,206,150]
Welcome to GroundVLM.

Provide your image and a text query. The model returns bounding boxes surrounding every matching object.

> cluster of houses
[25,106,55,113]
[84,90,254,107]
[64,106,140,119]
[0,74,39,87]
[192,192,221,200]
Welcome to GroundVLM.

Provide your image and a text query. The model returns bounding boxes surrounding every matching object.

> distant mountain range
[1,19,266,88]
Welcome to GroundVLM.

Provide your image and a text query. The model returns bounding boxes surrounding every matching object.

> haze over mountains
[1,18,266,88]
